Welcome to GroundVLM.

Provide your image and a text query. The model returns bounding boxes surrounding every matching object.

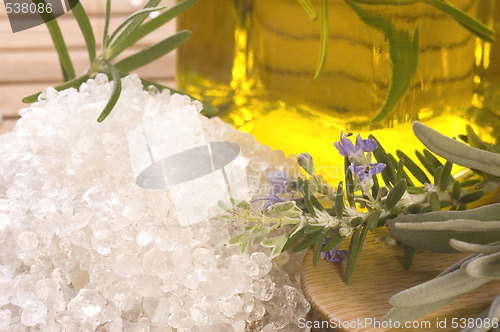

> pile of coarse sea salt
[0,74,311,331]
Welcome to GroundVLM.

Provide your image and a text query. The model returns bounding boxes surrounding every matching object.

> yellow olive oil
[177,0,498,182]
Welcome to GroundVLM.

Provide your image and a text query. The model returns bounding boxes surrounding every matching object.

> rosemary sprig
[24,0,217,120]
[223,126,497,283]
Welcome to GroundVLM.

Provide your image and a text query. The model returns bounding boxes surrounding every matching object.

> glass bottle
[177,0,499,182]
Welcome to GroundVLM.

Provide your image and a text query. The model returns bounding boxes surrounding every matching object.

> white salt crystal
[0,74,311,331]
[0,309,11,329]
[67,289,105,322]
[136,230,154,246]
[20,300,47,326]
[192,247,217,271]
[251,278,276,301]
[218,295,244,318]
[108,316,123,332]
[0,265,15,281]
[174,264,199,290]
[251,252,272,277]
[11,276,38,309]
[17,231,38,250]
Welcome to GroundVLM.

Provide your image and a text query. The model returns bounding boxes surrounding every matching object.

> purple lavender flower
[262,192,286,211]
[251,170,292,210]
[320,245,348,263]
[355,133,377,153]
[334,132,378,158]
[267,170,292,194]
[349,162,386,183]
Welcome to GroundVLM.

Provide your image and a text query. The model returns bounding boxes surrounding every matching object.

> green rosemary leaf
[459,189,485,204]
[466,125,490,150]
[429,192,440,211]
[109,4,165,45]
[451,180,461,200]
[297,0,318,20]
[396,150,431,185]
[370,135,397,186]
[406,187,426,194]
[102,0,111,49]
[345,226,361,284]
[344,158,355,207]
[323,233,344,252]
[23,74,90,103]
[394,156,415,187]
[115,30,191,73]
[433,165,443,187]
[313,227,333,267]
[293,231,322,252]
[385,179,407,210]
[460,179,480,188]
[297,153,315,176]
[352,0,495,42]
[415,150,435,175]
[346,0,419,123]
[466,125,500,154]
[139,78,219,116]
[33,0,75,81]
[458,134,468,143]
[390,154,403,182]
[108,0,199,60]
[304,225,325,234]
[69,0,96,64]
[106,0,161,56]
[350,216,363,228]
[314,0,328,79]
[424,0,495,43]
[407,203,423,214]
[310,193,325,212]
[97,60,122,122]
[356,224,369,255]
[300,179,317,217]
[371,175,380,198]
[367,210,382,232]
[424,149,443,170]
[404,245,415,270]
[335,182,345,217]
[282,228,307,252]
[439,161,453,191]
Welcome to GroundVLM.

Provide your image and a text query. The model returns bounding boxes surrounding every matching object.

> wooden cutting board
[301,229,500,332]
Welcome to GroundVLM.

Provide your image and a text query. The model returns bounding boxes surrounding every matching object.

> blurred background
[0,0,177,134]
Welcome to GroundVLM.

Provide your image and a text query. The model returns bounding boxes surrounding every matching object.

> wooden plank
[301,230,500,332]
[0,79,176,118]
[0,0,178,18]
[0,11,177,50]
[0,47,176,83]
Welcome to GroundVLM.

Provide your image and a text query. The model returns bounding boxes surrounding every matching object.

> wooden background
[0,0,177,134]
